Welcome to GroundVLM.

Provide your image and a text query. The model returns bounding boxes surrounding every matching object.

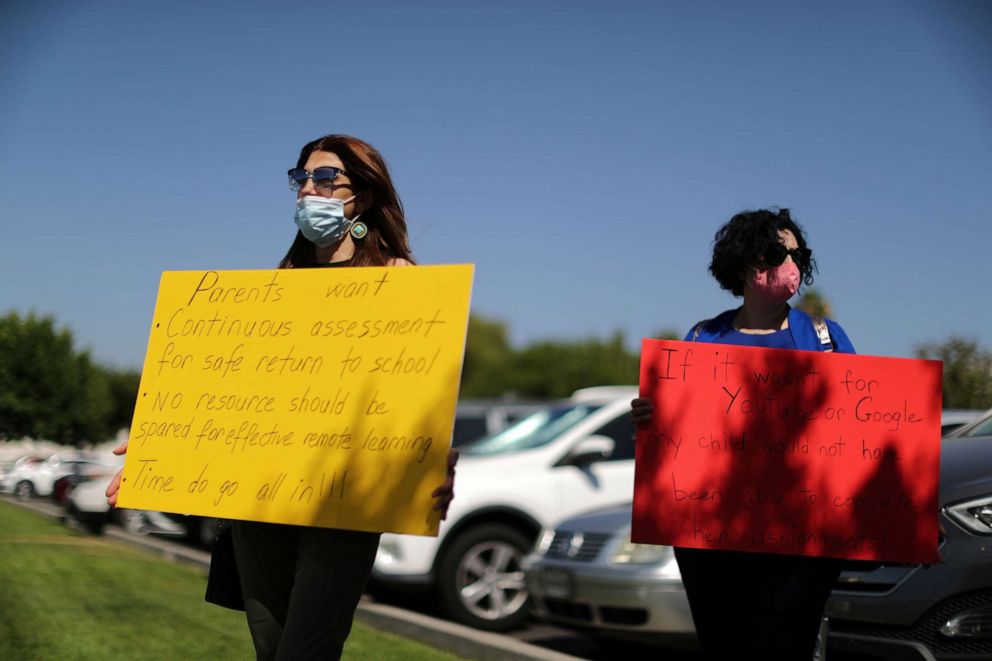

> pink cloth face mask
[748,261,800,302]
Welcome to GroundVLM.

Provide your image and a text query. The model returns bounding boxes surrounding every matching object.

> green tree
[915,336,992,409]
[795,288,833,318]
[102,367,142,433]
[0,311,114,444]
[652,328,683,341]
[459,314,514,398]
[459,315,678,399]
[503,331,639,399]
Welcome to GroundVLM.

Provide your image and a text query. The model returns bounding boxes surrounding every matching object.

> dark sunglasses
[287,166,348,192]
[764,244,811,267]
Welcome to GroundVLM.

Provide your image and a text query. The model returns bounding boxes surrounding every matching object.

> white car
[1,454,110,499]
[65,468,187,537]
[451,399,545,447]
[64,466,123,533]
[372,386,638,631]
[56,448,183,538]
[0,456,46,496]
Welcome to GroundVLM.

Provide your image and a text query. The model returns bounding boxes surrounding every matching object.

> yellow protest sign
[117,265,474,536]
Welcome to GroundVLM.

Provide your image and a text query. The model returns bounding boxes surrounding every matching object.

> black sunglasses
[764,244,811,267]
[287,166,348,192]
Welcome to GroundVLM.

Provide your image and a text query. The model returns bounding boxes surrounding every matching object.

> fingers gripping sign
[105,439,128,507]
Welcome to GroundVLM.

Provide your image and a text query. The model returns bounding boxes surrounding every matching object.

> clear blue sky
[1,1,989,371]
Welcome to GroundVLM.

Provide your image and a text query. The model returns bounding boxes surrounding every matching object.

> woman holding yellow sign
[632,208,854,661]
[108,134,458,661]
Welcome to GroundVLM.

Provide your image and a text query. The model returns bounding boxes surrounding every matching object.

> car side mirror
[562,435,616,466]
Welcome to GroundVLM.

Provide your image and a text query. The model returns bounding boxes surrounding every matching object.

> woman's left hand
[431,449,459,520]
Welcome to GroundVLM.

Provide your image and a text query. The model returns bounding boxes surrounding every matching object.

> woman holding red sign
[632,208,853,660]
[107,134,458,661]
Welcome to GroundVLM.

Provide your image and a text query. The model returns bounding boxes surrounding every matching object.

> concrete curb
[103,526,213,571]
[1,496,582,661]
[355,602,582,661]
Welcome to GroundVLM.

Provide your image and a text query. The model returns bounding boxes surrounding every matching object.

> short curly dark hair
[709,208,816,297]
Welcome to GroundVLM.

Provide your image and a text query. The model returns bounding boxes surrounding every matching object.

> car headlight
[610,536,679,573]
[946,495,992,535]
[940,606,992,639]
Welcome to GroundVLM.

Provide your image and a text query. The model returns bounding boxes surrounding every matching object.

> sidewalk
[2,496,581,661]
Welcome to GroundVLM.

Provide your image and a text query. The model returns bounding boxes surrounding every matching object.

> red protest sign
[632,339,942,564]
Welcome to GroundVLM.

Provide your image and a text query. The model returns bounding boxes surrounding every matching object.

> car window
[461,404,604,456]
[592,413,636,461]
[452,416,489,447]
[505,411,533,425]
[960,416,992,439]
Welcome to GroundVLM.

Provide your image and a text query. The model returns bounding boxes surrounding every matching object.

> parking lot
[7,404,992,660]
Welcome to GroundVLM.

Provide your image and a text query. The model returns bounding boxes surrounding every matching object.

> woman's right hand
[630,397,654,427]
[104,439,128,507]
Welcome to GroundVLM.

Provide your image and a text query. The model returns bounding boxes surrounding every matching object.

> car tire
[64,501,106,535]
[14,480,35,500]
[437,523,533,631]
[82,514,106,535]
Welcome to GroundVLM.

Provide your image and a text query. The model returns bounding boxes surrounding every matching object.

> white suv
[373,386,638,631]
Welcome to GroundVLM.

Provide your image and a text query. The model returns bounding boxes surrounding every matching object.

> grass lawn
[0,501,463,660]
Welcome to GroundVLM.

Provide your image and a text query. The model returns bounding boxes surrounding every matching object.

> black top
[312,259,354,268]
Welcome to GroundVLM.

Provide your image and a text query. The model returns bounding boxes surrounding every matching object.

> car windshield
[955,412,992,439]
[461,404,603,456]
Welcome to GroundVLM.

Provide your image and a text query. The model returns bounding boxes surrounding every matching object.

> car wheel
[437,523,532,631]
[14,481,35,500]
[63,502,106,534]
[82,514,106,535]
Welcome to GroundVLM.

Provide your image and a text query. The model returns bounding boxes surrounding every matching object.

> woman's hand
[104,439,128,507]
[631,397,654,427]
[431,449,459,520]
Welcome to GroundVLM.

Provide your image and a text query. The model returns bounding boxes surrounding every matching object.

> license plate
[539,568,574,599]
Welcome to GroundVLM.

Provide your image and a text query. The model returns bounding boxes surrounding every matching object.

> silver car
[524,409,992,661]
[522,503,697,650]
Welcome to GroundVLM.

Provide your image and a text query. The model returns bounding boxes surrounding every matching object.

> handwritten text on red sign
[632,339,941,563]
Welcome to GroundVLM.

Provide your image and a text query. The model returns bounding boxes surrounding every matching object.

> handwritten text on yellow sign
[117,265,474,536]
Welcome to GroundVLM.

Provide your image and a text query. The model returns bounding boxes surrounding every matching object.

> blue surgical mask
[293,195,361,247]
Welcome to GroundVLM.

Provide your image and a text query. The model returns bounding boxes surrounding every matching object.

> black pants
[675,547,843,661]
[231,521,381,661]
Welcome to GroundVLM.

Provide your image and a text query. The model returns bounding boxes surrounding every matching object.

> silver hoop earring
[350,222,368,240]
